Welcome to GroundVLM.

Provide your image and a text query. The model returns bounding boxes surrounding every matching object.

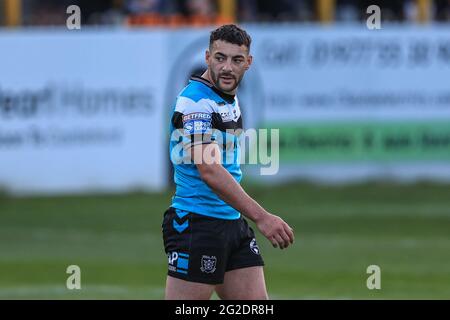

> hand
[255,212,295,249]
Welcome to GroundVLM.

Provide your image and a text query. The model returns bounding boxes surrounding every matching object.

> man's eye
[234,59,243,64]
[216,56,224,62]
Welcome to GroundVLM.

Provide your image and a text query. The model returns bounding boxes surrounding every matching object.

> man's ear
[205,50,210,66]
[245,54,253,70]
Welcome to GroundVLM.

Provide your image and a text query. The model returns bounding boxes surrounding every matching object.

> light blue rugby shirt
[169,76,244,220]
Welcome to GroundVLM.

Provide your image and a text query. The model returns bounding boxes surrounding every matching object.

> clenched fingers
[284,224,295,244]
[271,234,285,249]
[280,229,292,249]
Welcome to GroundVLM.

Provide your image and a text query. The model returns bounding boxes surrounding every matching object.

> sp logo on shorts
[200,255,217,273]
[168,251,189,274]
[168,252,178,265]
[250,238,260,255]
[167,252,178,272]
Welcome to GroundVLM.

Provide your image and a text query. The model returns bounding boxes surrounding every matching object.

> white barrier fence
[1,25,450,194]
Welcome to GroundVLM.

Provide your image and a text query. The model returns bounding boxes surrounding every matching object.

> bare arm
[192,143,295,249]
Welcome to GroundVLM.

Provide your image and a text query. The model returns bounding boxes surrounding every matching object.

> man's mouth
[220,75,235,84]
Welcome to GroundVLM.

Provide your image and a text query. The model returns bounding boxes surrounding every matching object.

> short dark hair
[209,24,252,51]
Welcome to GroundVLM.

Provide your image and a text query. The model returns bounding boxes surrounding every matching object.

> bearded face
[206,40,252,94]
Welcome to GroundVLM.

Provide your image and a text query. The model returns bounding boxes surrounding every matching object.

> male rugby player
[163,24,294,300]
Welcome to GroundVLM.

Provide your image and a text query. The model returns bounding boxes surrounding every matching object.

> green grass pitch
[0,182,449,299]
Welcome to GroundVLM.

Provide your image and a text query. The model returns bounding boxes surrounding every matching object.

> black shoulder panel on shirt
[172,111,184,129]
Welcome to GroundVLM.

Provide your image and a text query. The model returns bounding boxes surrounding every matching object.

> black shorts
[162,207,265,285]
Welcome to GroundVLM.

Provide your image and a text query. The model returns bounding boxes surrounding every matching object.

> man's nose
[222,59,232,72]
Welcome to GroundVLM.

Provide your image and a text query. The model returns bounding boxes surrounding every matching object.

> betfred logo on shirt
[183,112,212,134]
[182,112,211,122]
[183,113,212,135]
